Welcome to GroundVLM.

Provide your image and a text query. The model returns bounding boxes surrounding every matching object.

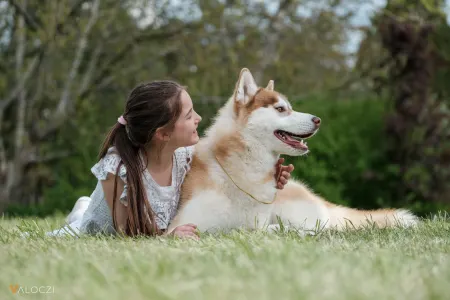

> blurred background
[0,0,449,218]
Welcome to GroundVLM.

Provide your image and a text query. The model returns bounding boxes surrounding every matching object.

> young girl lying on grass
[48,81,293,239]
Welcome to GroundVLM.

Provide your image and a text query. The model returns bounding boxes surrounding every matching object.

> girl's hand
[170,223,200,240]
[275,157,294,189]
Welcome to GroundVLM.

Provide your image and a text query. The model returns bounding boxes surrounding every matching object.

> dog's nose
[312,116,321,126]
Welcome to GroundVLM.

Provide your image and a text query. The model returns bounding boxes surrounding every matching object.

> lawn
[0,213,449,300]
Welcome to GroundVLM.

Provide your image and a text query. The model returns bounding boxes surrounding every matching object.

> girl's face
[168,90,202,148]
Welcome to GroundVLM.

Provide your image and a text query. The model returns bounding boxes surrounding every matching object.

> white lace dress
[48,146,193,237]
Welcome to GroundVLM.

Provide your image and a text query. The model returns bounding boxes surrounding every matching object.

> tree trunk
[379,2,450,207]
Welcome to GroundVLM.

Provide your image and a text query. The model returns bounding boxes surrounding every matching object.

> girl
[51,81,293,239]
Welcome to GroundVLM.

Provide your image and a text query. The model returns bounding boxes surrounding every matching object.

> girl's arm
[101,173,128,234]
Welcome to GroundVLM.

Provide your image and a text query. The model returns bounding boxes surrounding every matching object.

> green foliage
[4,96,123,217]
[284,96,392,207]
[285,95,447,216]
[374,2,450,210]
[6,95,447,217]
[1,0,359,210]
[2,0,449,220]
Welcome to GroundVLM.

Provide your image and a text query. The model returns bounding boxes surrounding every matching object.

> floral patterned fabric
[79,146,193,234]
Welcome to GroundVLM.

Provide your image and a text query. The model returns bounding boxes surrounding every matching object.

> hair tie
[117,115,127,125]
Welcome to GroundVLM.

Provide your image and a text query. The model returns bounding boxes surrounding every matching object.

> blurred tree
[162,0,357,97]
[356,0,450,209]
[0,0,200,210]
[0,0,377,214]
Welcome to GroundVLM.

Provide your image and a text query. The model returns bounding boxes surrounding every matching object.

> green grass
[0,214,449,300]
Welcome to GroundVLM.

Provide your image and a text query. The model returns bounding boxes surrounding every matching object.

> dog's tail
[326,203,418,229]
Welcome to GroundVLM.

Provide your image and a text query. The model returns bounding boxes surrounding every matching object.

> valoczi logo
[9,284,55,294]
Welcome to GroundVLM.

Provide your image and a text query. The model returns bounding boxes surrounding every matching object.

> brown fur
[234,88,282,122]
[327,206,400,228]
[276,182,409,229]
[214,132,247,163]
[178,155,210,207]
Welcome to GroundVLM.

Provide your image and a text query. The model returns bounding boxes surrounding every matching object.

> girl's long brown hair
[99,81,184,237]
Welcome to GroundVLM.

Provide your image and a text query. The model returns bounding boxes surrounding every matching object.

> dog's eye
[276,107,285,113]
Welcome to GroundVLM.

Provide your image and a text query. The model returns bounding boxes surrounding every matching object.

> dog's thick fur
[167,68,418,234]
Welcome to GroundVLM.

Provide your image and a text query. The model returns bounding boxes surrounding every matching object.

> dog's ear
[234,68,258,105]
[266,80,274,91]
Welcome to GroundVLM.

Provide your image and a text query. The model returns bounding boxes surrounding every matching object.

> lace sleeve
[174,146,195,191]
[90,147,128,206]
[185,145,195,168]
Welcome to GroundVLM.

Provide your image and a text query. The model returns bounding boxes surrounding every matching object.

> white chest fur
[169,132,281,233]
[175,188,275,233]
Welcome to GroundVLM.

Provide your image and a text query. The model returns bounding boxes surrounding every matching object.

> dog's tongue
[285,134,307,149]
[285,134,298,143]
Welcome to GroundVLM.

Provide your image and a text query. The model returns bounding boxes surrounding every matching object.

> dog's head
[232,68,320,156]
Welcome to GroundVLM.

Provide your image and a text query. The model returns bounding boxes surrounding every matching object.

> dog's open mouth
[274,130,314,150]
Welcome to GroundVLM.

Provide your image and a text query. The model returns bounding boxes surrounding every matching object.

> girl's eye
[276,107,285,112]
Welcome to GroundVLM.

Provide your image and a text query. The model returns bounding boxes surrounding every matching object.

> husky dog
[167,68,417,234]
